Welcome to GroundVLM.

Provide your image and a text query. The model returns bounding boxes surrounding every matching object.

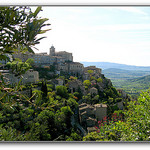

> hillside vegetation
[117,75,150,96]
[103,68,150,80]
[103,68,150,97]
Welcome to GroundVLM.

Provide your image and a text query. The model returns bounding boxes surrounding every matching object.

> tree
[67,98,78,111]
[87,70,93,74]
[6,58,34,76]
[83,90,150,141]
[41,80,48,99]
[97,77,103,83]
[61,106,73,129]
[83,80,91,90]
[25,58,34,66]
[0,6,52,141]
[0,6,50,61]
[56,85,68,98]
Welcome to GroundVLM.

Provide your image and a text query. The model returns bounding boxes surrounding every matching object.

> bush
[56,85,68,98]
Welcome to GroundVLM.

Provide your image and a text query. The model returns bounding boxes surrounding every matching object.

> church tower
[50,45,55,56]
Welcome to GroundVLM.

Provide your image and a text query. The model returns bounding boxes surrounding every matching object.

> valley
[81,62,150,98]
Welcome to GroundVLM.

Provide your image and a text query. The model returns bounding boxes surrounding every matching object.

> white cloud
[107,7,148,16]
[88,23,150,31]
[118,7,147,15]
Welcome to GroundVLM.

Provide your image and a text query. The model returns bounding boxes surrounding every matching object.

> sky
[32,6,150,66]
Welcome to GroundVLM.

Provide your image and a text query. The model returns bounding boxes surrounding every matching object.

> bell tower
[50,45,55,56]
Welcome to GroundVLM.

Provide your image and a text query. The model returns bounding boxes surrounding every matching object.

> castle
[13,45,84,75]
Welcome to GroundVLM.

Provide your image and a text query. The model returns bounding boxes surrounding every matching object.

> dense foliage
[0,6,50,61]
[1,6,150,142]
[83,90,150,141]
[103,68,150,98]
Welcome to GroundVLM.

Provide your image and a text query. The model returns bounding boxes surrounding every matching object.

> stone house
[13,45,84,76]
[68,79,85,94]
[59,62,84,75]
[84,66,102,75]
[83,66,102,80]
[50,45,73,62]
[79,103,107,128]
[86,117,97,127]
[79,103,87,108]
[2,69,39,85]
[94,104,107,121]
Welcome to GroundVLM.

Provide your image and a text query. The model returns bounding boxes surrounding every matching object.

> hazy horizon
[32,6,150,66]
[80,61,150,67]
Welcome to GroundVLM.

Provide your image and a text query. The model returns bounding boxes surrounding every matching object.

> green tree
[67,98,78,111]
[83,80,91,86]
[61,106,73,129]
[83,90,150,141]
[87,70,93,74]
[0,126,24,141]
[0,6,51,141]
[97,77,103,83]
[56,85,68,98]
[41,80,48,99]
[25,122,51,141]
[0,6,50,61]
[6,58,34,76]
[83,80,91,90]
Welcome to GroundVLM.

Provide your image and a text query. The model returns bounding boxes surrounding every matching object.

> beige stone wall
[84,66,102,74]
[86,117,96,127]
[55,51,73,62]
[95,104,107,121]
[79,103,107,129]
[22,70,39,84]
[60,62,84,74]
[32,54,56,65]
[3,70,39,85]
[69,62,84,73]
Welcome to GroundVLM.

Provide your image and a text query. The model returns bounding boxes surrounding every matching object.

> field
[102,68,150,98]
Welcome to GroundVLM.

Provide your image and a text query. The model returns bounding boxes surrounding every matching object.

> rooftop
[94,104,107,108]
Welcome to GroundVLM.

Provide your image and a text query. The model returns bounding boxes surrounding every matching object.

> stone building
[79,103,107,129]
[1,69,39,85]
[13,52,58,67]
[84,66,102,74]
[83,66,102,80]
[50,45,73,62]
[31,53,55,66]
[68,79,85,94]
[59,62,84,75]
[12,45,84,75]
[86,117,97,127]
[94,104,107,121]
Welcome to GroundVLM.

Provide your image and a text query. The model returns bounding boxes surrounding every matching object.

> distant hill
[81,62,150,97]
[116,75,150,96]
[103,68,150,80]
[81,62,150,71]
[129,75,150,85]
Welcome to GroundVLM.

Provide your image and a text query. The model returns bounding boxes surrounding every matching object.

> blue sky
[33,6,150,66]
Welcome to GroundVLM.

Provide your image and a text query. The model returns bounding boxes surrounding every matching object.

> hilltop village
[0,45,130,139]
[13,45,84,76]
